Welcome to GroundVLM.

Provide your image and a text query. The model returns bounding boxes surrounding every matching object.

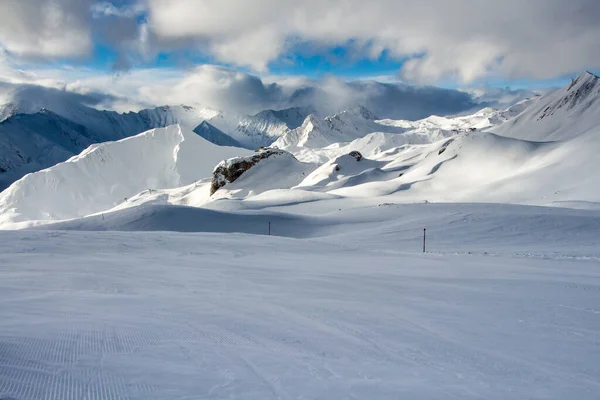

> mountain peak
[348,105,378,120]
[568,71,599,91]
[581,71,599,80]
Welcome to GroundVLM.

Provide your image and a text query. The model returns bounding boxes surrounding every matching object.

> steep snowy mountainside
[0,110,93,171]
[273,106,404,150]
[253,106,315,129]
[0,110,98,190]
[276,102,526,164]
[378,96,539,133]
[0,125,251,228]
[193,120,243,147]
[493,71,600,141]
[205,106,313,148]
[0,85,250,188]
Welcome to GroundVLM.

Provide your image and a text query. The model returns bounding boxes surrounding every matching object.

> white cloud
[0,0,93,58]
[0,60,537,120]
[0,1,597,84]
[91,1,146,19]
[146,0,600,83]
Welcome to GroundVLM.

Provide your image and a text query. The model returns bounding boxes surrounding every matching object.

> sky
[0,0,599,115]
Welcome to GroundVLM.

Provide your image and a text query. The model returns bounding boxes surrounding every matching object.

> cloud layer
[0,0,599,83]
[0,62,536,121]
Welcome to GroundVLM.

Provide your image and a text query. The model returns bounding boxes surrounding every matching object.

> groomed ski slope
[1,203,600,400]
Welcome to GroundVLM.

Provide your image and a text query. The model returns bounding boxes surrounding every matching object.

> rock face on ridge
[210,148,296,195]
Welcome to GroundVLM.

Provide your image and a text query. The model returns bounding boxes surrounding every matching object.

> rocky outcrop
[210,148,293,195]
[348,151,363,161]
[333,151,363,172]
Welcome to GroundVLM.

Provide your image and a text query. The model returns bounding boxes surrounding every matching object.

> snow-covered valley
[1,72,600,399]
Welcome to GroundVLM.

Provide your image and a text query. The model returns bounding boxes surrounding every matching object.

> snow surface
[492,71,600,141]
[0,125,251,227]
[0,86,309,188]
[1,203,600,399]
[2,74,600,399]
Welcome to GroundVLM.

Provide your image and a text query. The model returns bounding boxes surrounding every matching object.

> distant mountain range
[0,84,317,190]
[2,72,600,228]
[0,72,598,193]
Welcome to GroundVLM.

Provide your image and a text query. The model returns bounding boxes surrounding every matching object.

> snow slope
[0,85,306,188]
[316,129,600,207]
[273,106,404,150]
[206,107,312,148]
[0,125,251,227]
[193,120,243,147]
[2,74,600,399]
[493,71,600,141]
[4,115,600,230]
[1,203,600,399]
[4,72,600,230]
[211,151,317,200]
[0,91,230,190]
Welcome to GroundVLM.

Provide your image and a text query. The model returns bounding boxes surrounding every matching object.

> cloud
[0,1,598,83]
[91,1,147,18]
[0,0,93,59]
[0,62,535,119]
[145,0,600,83]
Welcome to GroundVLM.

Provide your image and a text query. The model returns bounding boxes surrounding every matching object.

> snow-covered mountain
[0,85,312,189]
[273,106,403,150]
[0,125,251,228]
[3,72,600,230]
[193,120,243,147]
[205,106,313,148]
[492,71,600,141]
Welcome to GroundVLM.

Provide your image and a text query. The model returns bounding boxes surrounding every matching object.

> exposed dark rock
[438,138,455,155]
[348,151,363,161]
[210,148,293,195]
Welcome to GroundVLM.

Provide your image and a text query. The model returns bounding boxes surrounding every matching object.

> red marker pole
[423,228,426,253]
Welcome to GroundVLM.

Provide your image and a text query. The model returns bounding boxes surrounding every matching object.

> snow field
[1,217,599,399]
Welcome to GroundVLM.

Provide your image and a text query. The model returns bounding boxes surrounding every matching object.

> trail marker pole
[423,228,426,253]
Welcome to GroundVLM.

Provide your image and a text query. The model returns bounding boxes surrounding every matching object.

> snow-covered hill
[0,125,250,228]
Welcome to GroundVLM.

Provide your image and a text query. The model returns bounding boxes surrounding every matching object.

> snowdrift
[0,125,251,228]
